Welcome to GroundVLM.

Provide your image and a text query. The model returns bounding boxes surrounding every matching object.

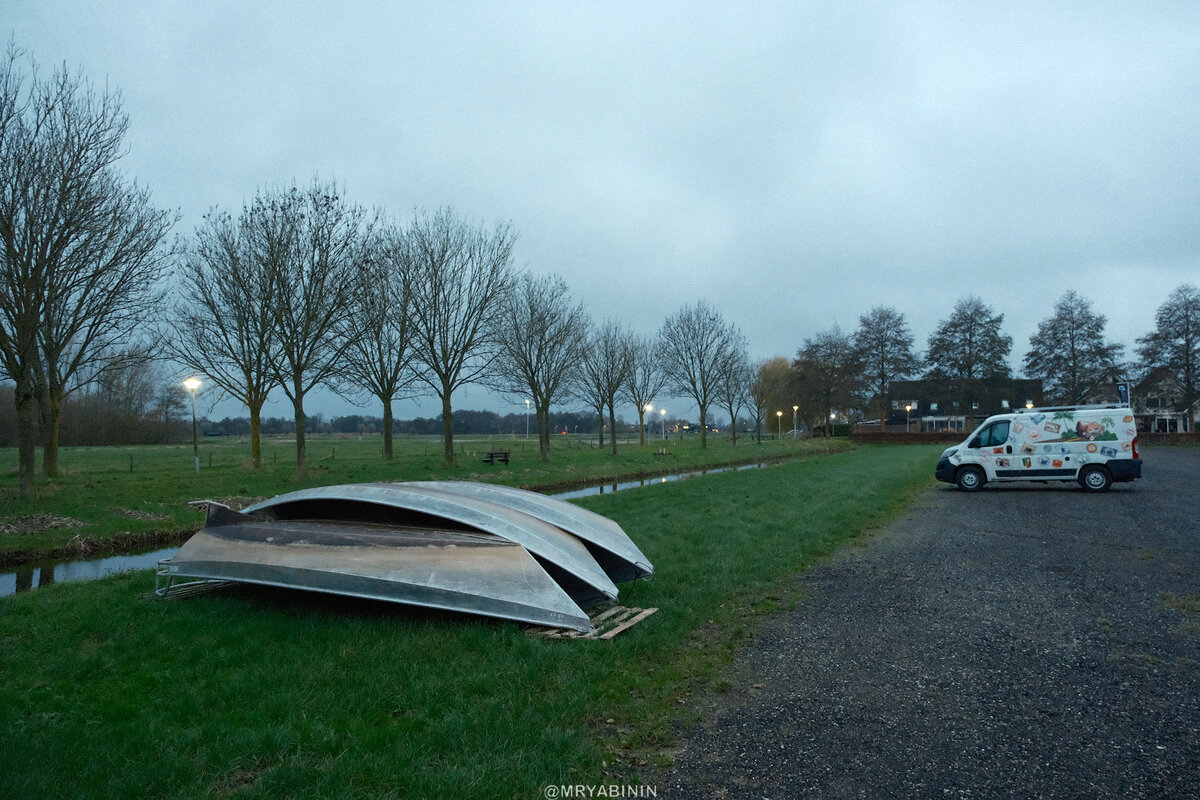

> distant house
[883,377,1045,433]
[1135,367,1197,433]
[876,371,1196,434]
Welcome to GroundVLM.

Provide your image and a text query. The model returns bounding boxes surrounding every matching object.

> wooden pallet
[532,605,659,640]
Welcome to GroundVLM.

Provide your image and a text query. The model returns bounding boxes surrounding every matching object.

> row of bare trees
[0,42,757,496]
[1,43,176,497]
[166,177,758,475]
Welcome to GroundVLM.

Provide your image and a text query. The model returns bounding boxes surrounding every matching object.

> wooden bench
[481,450,510,465]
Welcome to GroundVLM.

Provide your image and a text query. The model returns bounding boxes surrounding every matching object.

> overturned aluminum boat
[160,482,654,633]
[407,481,654,583]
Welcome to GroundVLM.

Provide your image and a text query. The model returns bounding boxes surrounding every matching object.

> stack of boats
[159,482,654,633]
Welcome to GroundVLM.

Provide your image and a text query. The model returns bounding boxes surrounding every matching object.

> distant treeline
[0,385,640,447]
[207,409,612,439]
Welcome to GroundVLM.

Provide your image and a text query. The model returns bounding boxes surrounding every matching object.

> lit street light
[776,410,783,439]
[905,404,912,433]
[183,377,202,473]
[792,405,799,437]
[660,407,666,439]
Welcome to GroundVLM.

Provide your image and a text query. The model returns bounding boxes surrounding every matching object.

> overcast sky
[8,2,1200,421]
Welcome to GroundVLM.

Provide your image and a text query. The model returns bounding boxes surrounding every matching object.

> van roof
[1022,404,1130,413]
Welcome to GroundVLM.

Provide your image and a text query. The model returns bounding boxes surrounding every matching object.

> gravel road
[655,446,1200,799]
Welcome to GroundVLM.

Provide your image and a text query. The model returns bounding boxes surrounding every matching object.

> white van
[935,405,1141,492]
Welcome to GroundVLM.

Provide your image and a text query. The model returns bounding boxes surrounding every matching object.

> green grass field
[0,433,849,563]
[0,442,942,799]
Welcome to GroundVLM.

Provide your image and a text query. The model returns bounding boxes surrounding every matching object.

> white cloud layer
[9,1,1199,419]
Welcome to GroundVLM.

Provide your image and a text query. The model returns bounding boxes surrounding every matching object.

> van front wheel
[955,466,985,492]
[1079,465,1112,493]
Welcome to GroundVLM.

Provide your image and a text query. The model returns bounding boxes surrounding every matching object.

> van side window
[978,421,1011,448]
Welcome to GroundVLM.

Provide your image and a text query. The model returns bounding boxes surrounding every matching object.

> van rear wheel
[955,466,985,492]
[1079,465,1112,493]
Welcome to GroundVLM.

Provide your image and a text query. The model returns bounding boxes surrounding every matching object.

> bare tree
[266,179,375,477]
[658,300,743,449]
[168,207,281,468]
[853,306,917,429]
[794,325,860,433]
[490,271,589,462]
[716,343,753,444]
[1,43,174,494]
[748,357,795,442]
[405,207,517,467]
[624,335,667,446]
[576,320,636,456]
[336,222,418,461]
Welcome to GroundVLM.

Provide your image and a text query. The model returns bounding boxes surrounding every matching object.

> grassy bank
[0,444,941,799]
[0,434,850,563]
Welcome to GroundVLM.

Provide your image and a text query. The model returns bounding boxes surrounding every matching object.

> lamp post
[525,398,530,438]
[776,410,783,439]
[792,405,799,437]
[183,378,202,473]
[829,411,837,437]
[660,407,666,439]
[905,404,912,433]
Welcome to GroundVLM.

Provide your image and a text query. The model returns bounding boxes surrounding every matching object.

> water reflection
[551,462,763,500]
[1,548,171,597]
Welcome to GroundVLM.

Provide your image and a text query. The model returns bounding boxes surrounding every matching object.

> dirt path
[655,446,1200,798]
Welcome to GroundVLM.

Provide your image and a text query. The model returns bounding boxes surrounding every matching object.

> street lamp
[905,404,912,433]
[776,410,783,439]
[792,405,799,437]
[183,378,202,473]
[660,407,666,439]
[829,411,837,437]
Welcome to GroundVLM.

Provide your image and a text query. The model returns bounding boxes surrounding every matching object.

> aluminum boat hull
[165,505,594,631]
[409,481,654,583]
[241,483,621,604]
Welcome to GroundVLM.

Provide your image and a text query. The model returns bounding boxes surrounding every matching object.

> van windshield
[977,420,1011,448]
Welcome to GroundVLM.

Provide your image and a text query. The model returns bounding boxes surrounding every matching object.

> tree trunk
[699,406,708,449]
[441,392,456,467]
[595,406,605,449]
[537,406,550,462]
[248,400,264,468]
[608,403,618,456]
[15,377,38,498]
[637,408,646,445]
[382,397,394,461]
[293,385,307,478]
[42,397,61,477]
